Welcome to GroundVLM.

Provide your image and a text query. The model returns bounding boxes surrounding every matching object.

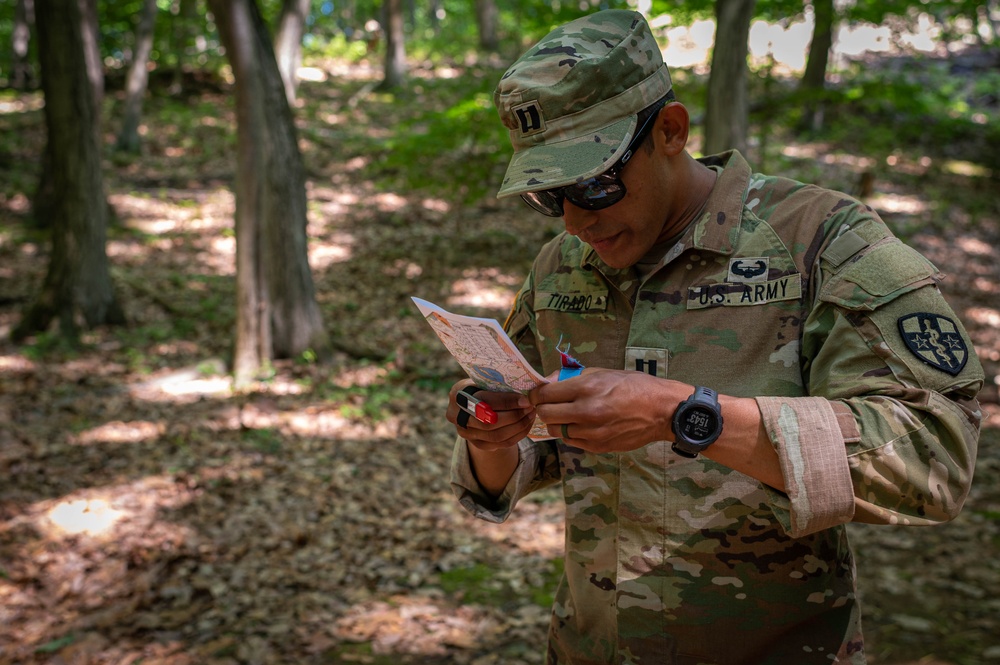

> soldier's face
[561,144,674,269]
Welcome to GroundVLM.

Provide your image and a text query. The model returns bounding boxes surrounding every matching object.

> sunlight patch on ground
[27,476,199,543]
[334,594,499,656]
[129,360,233,403]
[447,268,520,311]
[954,236,995,257]
[0,93,43,114]
[373,191,409,212]
[0,192,30,215]
[72,420,164,446]
[310,233,354,268]
[284,407,402,440]
[966,307,1000,331]
[45,499,126,537]
[869,192,928,216]
[0,354,35,373]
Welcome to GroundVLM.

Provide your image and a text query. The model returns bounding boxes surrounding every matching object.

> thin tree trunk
[274,0,311,104]
[799,0,835,131]
[703,0,756,156]
[474,0,497,52]
[208,0,328,384]
[378,0,406,90]
[116,0,158,153]
[16,0,124,341]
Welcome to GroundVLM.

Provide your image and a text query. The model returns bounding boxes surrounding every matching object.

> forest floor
[1,52,999,665]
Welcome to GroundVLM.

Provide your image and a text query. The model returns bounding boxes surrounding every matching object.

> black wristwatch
[671,386,724,458]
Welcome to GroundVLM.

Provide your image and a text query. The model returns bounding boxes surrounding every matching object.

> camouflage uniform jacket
[450,151,983,665]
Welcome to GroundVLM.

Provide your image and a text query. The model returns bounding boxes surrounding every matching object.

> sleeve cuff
[755,396,856,536]
[449,437,545,524]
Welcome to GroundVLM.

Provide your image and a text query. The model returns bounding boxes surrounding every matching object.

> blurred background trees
[0,0,997,376]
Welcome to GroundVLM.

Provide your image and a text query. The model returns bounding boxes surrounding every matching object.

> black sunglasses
[520,98,668,218]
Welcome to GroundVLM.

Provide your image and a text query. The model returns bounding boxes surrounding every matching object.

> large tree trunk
[274,0,311,105]
[703,0,756,156]
[16,0,124,341]
[12,0,36,90]
[116,0,158,153]
[378,0,406,90]
[32,0,104,229]
[207,0,328,385]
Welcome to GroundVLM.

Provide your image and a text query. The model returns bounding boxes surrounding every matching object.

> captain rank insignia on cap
[897,312,969,376]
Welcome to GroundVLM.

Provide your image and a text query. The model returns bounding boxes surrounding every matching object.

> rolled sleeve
[449,436,557,524]
[756,396,856,537]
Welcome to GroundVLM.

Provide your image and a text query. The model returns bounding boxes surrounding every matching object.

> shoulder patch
[897,313,969,376]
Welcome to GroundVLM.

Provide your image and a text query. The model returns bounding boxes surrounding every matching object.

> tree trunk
[474,0,497,52]
[801,0,834,91]
[12,0,36,90]
[274,0,311,105]
[116,0,158,153]
[799,0,835,131]
[169,0,198,94]
[207,0,329,385]
[703,0,756,156]
[378,0,406,90]
[15,0,124,341]
[32,0,103,229]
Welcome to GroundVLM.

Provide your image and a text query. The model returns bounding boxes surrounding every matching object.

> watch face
[678,405,720,444]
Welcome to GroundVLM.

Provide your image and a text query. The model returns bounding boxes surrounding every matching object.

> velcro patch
[536,291,608,314]
[626,347,668,379]
[688,274,801,309]
[897,313,969,376]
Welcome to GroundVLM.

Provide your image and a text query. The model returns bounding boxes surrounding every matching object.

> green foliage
[438,558,563,608]
[365,70,510,205]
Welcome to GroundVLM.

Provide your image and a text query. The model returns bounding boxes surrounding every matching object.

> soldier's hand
[447,380,536,452]
[529,368,687,453]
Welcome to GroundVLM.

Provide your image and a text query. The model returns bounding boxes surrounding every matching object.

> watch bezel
[671,387,724,457]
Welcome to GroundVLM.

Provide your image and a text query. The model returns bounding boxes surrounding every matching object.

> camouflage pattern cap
[494,10,672,199]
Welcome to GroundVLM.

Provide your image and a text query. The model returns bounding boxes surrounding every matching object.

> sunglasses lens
[564,175,626,211]
[521,190,564,217]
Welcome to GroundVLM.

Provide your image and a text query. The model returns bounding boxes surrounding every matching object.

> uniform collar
[684,149,750,256]
[581,149,752,276]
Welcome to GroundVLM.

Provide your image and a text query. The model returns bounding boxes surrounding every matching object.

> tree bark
[799,0,835,132]
[208,0,329,385]
[32,0,103,229]
[378,0,406,90]
[703,0,756,156]
[16,0,124,341]
[474,0,498,52]
[116,0,158,153]
[800,0,834,91]
[274,0,311,105]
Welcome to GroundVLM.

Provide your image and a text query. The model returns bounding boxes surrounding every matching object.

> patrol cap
[494,9,672,199]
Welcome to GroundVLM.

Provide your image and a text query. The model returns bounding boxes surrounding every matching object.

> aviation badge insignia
[728,257,768,283]
[897,312,969,376]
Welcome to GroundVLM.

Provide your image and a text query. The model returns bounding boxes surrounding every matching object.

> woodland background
[1,0,999,664]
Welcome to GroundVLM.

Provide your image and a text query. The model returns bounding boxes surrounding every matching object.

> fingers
[447,380,535,450]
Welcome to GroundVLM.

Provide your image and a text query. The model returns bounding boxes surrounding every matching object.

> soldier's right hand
[447,380,535,451]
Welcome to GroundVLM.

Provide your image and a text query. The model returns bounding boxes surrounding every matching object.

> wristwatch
[671,386,724,458]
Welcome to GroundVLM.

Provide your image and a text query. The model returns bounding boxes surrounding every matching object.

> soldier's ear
[653,103,689,156]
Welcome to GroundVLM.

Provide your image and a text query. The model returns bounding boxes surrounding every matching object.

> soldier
[445,9,984,664]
